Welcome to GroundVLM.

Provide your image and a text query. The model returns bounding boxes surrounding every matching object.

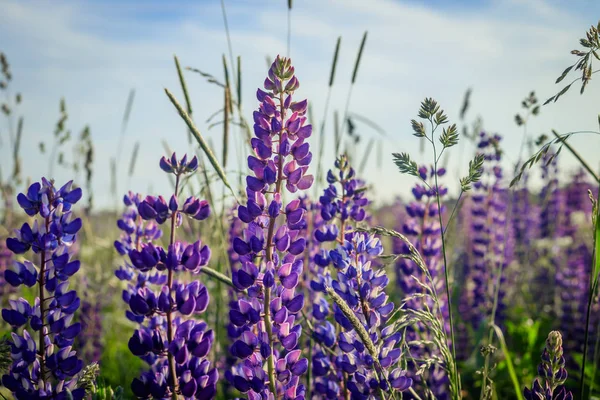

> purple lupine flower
[459,132,513,334]
[556,170,596,367]
[2,179,86,400]
[319,154,368,237]
[318,232,412,397]
[228,55,312,399]
[78,296,103,363]
[121,153,217,399]
[393,165,449,398]
[308,155,381,398]
[524,331,573,400]
[114,192,166,367]
[221,208,246,397]
[0,236,13,302]
[529,150,562,314]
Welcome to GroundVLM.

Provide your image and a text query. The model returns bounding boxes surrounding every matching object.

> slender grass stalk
[429,122,459,393]
[337,31,367,155]
[590,319,600,395]
[287,0,292,57]
[164,88,239,203]
[128,141,139,178]
[491,324,525,400]
[222,55,233,172]
[116,88,135,166]
[11,116,22,181]
[333,110,340,158]
[220,0,237,96]
[581,177,600,399]
[315,36,341,194]
[358,137,375,174]
[325,287,388,400]
[359,225,460,398]
[110,158,117,207]
[166,175,181,400]
[174,55,193,144]
[551,130,600,184]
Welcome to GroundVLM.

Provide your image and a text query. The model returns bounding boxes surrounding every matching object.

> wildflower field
[0,2,600,399]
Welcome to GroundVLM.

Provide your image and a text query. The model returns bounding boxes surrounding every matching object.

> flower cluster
[2,179,85,399]
[0,235,13,301]
[393,165,449,398]
[119,153,217,399]
[312,154,369,267]
[78,297,103,363]
[228,56,312,399]
[313,232,412,397]
[527,151,560,313]
[523,331,572,400]
[459,132,512,333]
[114,192,165,367]
[556,170,596,365]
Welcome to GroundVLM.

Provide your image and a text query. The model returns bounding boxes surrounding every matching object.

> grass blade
[315,36,341,192]
[128,141,139,177]
[164,88,239,203]
[351,31,368,84]
[337,31,367,154]
[174,55,193,144]
[358,137,375,174]
[491,324,525,400]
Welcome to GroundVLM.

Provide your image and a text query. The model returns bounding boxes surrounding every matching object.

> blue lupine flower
[2,179,85,400]
[117,153,217,399]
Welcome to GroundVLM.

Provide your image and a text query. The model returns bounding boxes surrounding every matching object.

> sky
[1,0,600,210]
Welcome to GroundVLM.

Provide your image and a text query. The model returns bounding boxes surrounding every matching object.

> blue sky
[1,0,599,209]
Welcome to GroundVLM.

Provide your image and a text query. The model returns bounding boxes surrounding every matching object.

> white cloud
[0,0,598,210]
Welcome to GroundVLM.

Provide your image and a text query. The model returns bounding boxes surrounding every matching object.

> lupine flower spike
[524,331,572,400]
[122,153,217,400]
[228,55,312,399]
[2,179,85,399]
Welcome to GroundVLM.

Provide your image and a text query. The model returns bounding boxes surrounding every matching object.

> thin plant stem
[166,174,181,399]
[580,178,600,399]
[287,0,292,57]
[551,130,600,183]
[38,215,50,386]
[430,122,459,396]
[220,0,237,86]
[589,319,600,395]
[443,190,464,235]
[491,324,525,400]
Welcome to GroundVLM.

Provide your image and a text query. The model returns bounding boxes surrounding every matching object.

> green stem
[551,130,600,183]
[430,123,459,396]
[38,215,50,385]
[491,324,524,400]
[164,88,239,203]
[166,174,181,400]
[579,173,600,399]
[199,266,237,289]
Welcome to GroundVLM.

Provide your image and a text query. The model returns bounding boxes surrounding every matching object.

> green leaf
[164,88,239,203]
[554,83,573,102]
[556,65,574,83]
